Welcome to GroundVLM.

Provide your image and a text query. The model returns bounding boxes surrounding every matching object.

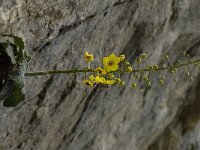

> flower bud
[161,75,165,80]
[143,75,148,81]
[132,83,137,88]
[186,72,190,77]
[153,65,159,70]
[121,81,125,86]
[127,66,133,72]
[147,82,152,87]
[141,53,148,59]
[124,61,130,66]
[159,79,164,85]
[137,58,142,63]
[115,78,121,84]
[119,54,125,61]
[134,74,140,78]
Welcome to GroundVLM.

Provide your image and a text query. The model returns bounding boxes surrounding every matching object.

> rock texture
[0,0,200,150]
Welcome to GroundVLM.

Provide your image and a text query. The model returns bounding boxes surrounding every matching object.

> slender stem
[25,59,200,77]
[124,59,200,73]
[25,69,95,76]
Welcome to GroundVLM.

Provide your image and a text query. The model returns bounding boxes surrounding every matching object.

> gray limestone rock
[0,0,200,150]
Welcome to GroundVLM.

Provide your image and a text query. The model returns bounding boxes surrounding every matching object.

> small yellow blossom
[89,75,95,81]
[103,54,121,72]
[84,52,94,62]
[127,66,133,72]
[95,76,107,84]
[119,54,125,61]
[83,80,94,87]
[95,67,107,75]
[106,79,115,85]
[95,76,115,85]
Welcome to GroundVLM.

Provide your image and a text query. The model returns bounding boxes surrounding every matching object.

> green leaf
[1,67,26,107]
[3,83,25,107]
[12,36,25,51]
[1,34,25,51]
[0,34,27,107]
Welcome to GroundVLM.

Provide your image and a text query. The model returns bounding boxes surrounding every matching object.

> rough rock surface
[0,0,200,150]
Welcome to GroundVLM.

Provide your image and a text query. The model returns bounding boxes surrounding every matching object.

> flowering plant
[0,35,200,107]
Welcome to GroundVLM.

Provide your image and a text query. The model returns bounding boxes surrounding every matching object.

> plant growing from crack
[0,35,200,107]
[25,52,200,88]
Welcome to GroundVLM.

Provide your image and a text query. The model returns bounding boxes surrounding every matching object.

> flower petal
[112,64,119,71]
[104,65,112,72]
[115,57,121,63]
[109,54,116,60]
[103,57,109,65]
[109,54,120,63]
[106,80,115,85]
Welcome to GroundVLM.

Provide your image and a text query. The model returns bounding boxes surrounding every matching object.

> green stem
[25,59,200,77]
[25,69,95,76]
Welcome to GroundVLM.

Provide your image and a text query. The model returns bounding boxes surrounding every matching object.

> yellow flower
[106,79,115,85]
[103,54,121,72]
[95,76,115,85]
[119,54,125,61]
[83,80,94,87]
[89,75,95,81]
[95,76,107,84]
[84,52,94,62]
[127,66,133,72]
[95,67,107,75]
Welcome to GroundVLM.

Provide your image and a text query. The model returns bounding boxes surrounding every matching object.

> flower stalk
[24,52,200,88]
[25,59,200,76]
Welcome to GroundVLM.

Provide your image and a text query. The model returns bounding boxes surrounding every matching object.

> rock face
[0,0,200,150]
